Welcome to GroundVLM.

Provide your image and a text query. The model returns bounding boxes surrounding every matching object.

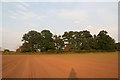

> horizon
[1,2,118,51]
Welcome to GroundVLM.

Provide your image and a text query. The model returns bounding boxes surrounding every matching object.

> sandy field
[2,52,118,78]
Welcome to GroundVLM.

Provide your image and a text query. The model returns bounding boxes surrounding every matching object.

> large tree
[22,30,42,52]
[97,30,116,51]
[80,30,93,50]
[20,29,116,52]
[62,30,93,51]
[62,31,77,51]
[41,30,55,51]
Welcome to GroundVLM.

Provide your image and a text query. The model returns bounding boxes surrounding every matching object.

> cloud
[10,15,17,19]
[97,8,117,25]
[13,0,30,7]
[58,10,88,25]
[85,25,99,35]
[9,4,47,21]
[17,4,28,11]
[1,0,119,2]
[20,2,30,7]
[74,20,81,24]
[17,10,38,20]
[58,10,88,20]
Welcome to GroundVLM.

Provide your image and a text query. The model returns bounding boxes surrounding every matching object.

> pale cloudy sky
[1,0,119,51]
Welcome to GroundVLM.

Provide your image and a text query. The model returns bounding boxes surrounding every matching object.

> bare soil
[2,52,118,78]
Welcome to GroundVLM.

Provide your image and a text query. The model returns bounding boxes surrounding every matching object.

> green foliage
[54,35,64,50]
[22,30,42,52]
[3,49,10,53]
[41,30,55,51]
[21,30,55,52]
[97,30,116,51]
[20,42,32,52]
[19,29,116,53]
[116,42,120,51]
[62,30,93,50]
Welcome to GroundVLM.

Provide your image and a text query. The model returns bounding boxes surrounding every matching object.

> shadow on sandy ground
[68,68,78,80]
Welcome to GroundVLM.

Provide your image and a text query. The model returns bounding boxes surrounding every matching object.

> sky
[1,1,118,51]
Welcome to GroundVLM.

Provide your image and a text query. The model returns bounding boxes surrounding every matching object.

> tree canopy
[18,29,116,53]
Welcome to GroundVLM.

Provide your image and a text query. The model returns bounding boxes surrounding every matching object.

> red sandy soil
[2,52,118,78]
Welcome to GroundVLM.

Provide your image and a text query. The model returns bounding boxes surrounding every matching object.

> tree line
[17,30,117,53]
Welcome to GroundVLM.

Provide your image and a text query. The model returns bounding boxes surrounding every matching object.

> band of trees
[15,29,117,53]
